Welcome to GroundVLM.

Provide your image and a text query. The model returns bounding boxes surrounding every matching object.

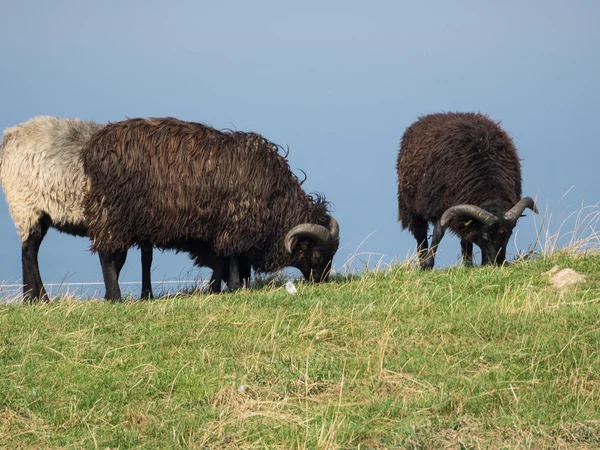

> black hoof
[420,258,434,270]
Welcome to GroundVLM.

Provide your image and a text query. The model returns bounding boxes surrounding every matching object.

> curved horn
[441,205,499,228]
[284,224,333,253]
[328,216,339,241]
[504,197,539,225]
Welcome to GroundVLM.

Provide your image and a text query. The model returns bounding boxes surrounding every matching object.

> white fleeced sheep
[0,116,153,302]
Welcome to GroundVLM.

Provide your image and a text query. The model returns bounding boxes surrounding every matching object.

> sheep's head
[284,216,339,282]
[441,197,538,265]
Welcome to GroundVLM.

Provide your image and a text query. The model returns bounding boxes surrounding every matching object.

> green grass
[2,252,600,449]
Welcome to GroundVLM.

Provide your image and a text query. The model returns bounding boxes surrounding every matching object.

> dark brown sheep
[397,112,538,268]
[82,118,339,300]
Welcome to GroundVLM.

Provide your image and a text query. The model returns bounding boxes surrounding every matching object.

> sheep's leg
[461,240,473,267]
[227,256,241,292]
[22,248,35,303]
[115,250,128,277]
[423,220,445,269]
[239,255,251,288]
[208,260,224,294]
[140,245,154,299]
[99,251,122,301]
[21,220,50,303]
[410,218,429,268]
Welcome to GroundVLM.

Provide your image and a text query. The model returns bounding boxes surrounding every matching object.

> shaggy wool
[82,117,335,274]
[396,111,522,240]
[0,116,103,241]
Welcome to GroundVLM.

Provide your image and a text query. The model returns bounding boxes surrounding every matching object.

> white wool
[0,116,103,242]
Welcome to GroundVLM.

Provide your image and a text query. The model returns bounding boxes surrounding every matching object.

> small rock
[547,268,586,290]
[237,384,246,394]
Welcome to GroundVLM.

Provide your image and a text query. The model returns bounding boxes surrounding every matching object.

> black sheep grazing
[397,112,538,268]
[82,118,339,300]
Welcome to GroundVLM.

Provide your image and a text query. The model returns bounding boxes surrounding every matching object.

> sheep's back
[0,116,103,239]
[82,118,308,255]
[397,112,522,223]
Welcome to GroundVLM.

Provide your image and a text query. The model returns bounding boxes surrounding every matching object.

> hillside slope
[1,253,600,448]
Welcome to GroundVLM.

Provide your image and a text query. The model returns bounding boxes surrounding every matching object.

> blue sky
[0,0,598,297]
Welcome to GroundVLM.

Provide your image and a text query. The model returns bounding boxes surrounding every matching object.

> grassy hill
[1,252,600,448]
